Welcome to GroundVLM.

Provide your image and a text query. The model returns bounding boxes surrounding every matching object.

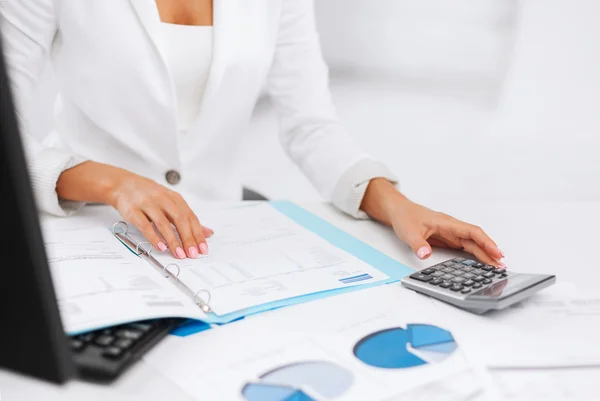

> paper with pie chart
[242,361,353,401]
[241,324,458,401]
[353,324,458,369]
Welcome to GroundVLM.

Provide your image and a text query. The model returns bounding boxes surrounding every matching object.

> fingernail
[206,229,214,238]
[498,247,505,258]
[498,262,507,268]
[199,243,209,255]
[417,246,430,259]
[175,247,186,259]
[157,242,167,252]
[188,246,199,258]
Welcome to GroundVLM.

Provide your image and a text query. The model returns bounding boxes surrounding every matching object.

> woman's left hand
[361,178,505,267]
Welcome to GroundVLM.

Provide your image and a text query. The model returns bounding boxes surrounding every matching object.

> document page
[432,282,600,368]
[42,223,204,334]
[147,203,390,316]
[143,285,474,401]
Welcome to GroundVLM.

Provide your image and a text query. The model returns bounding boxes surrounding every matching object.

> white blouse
[162,23,213,133]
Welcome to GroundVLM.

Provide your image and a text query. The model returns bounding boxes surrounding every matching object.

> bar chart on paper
[353,324,458,369]
[242,361,353,401]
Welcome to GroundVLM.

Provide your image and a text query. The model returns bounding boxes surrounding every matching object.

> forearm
[55,161,129,206]
[360,178,409,226]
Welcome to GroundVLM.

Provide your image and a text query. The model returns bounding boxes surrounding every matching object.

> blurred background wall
[25,0,600,207]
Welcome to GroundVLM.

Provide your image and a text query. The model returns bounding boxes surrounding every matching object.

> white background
[24,0,600,206]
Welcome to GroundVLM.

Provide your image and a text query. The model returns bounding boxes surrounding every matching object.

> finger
[203,226,214,238]
[189,214,209,255]
[429,234,462,249]
[427,238,451,249]
[398,224,433,260]
[144,207,183,259]
[443,220,503,260]
[163,205,198,259]
[460,238,502,267]
[127,210,166,252]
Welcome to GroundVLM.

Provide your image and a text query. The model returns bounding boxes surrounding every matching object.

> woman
[2,0,505,266]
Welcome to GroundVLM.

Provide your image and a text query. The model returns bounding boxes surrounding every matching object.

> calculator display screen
[470,275,535,298]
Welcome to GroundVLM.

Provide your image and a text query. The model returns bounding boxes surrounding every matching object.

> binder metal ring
[163,263,180,278]
[112,221,128,235]
[194,289,212,313]
[136,241,153,256]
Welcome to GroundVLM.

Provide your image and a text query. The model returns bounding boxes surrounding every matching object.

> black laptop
[0,34,179,384]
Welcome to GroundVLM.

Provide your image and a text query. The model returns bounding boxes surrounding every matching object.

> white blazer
[1,0,395,217]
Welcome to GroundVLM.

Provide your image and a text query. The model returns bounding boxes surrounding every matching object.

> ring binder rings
[111,221,213,313]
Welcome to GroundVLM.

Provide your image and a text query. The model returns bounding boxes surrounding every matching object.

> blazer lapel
[199,0,228,113]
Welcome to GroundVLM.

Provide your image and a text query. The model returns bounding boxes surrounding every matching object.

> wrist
[360,178,410,225]
[56,161,131,207]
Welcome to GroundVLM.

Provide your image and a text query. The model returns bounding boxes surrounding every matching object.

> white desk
[1,201,598,400]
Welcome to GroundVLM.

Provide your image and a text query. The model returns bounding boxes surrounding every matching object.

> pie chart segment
[260,361,353,399]
[242,382,315,401]
[407,324,454,348]
[353,324,457,369]
[353,328,427,369]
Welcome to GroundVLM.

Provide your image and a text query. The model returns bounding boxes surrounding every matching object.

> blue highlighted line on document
[339,274,373,285]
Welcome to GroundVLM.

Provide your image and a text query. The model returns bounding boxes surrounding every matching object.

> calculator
[400,258,556,314]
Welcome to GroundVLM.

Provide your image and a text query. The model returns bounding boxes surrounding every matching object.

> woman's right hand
[56,161,212,259]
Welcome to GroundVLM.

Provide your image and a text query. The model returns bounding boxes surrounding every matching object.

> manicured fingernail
[175,247,186,259]
[417,246,430,259]
[498,262,507,268]
[157,242,167,252]
[199,243,209,255]
[206,229,214,238]
[498,248,505,257]
[188,246,199,258]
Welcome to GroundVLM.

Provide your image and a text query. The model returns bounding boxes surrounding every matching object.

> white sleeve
[266,0,397,218]
[1,0,87,216]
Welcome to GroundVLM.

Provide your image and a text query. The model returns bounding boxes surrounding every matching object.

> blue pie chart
[241,361,353,401]
[353,324,457,369]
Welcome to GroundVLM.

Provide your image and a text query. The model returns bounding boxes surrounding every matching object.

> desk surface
[1,200,597,400]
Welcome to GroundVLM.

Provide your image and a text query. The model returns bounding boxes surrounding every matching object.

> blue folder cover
[191,201,414,327]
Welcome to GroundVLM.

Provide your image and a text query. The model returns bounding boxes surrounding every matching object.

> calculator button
[441,274,454,280]
[410,273,433,282]
[483,278,492,284]
[461,267,473,272]
[422,268,436,275]
[482,265,494,271]
[472,282,482,289]
[452,258,465,262]
[473,262,485,268]
[441,267,455,273]
[471,269,483,276]
[500,274,508,278]
[473,276,485,282]
[461,260,476,266]
[461,288,472,294]
[463,280,475,286]
[451,277,466,283]
[451,263,465,269]
[432,271,445,277]
[494,269,506,274]
[450,284,464,291]
[430,278,443,285]
[439,281,452,288]
[463,273,476,279]
[483,272,495,278]
[453,271,465,276]
[442,261,454,267]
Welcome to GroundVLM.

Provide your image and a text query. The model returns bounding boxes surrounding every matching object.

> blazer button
[165,170,181,185]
